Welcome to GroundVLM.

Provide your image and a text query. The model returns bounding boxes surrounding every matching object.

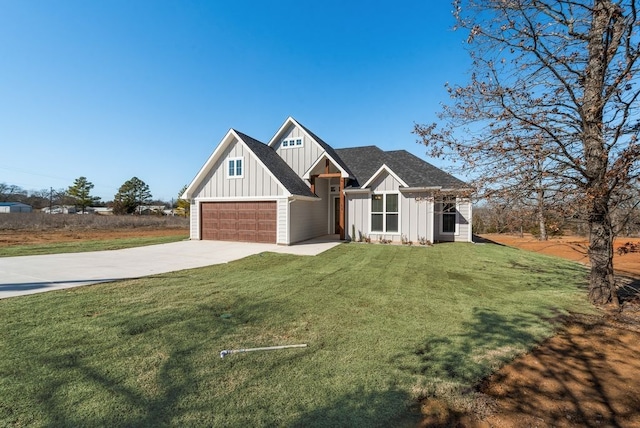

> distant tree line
[473,196,640,238]
[1,177,190,217]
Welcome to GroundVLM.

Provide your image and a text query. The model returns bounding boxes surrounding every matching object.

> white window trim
[227,157,244,179]
[281,137,303,149]
[439,198,459,235]
[369,191,401,235]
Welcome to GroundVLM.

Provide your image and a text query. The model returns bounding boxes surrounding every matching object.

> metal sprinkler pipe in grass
[220,344,307,358]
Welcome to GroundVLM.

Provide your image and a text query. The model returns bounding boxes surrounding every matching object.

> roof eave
[288,195,321,201]
[399,186,442,192]
[360,163,409,189]
[182,128,237,199]
[303,153,352,180]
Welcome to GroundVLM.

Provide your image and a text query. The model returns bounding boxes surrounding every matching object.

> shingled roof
[334,146,467,189]
[296,122,355,178]
[234,130,317,198]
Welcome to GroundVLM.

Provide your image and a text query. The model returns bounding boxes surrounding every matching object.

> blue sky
[0,1,471,202]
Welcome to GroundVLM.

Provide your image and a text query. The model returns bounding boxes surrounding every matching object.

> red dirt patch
[481,233,640,278]
[423,234,640,427]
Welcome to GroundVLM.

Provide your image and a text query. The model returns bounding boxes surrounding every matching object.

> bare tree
[415,0,640,306]
[0,183,27,202]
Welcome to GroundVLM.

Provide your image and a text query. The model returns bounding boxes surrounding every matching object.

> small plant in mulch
[401,234,413,246]
[418,236,432,246]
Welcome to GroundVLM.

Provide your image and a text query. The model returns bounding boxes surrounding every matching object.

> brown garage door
[200,201,277,243]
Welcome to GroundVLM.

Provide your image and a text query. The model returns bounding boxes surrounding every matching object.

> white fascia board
[288,195,321,202]
[438,187,474,194]
[361,164,409,189]
[303,153,351,179]
[343,188,371,194]
[182,129,236,199]
[194,196,285,202]
[399,186,441,192]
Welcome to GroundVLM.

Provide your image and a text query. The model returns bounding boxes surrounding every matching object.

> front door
[334,197,340,234]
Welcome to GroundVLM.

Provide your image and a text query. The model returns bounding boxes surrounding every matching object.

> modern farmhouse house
[182,117,472,245]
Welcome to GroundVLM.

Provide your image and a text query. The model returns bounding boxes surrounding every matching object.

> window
[281,137,303,148]
[442,199,456,233]
[371,193,399,233]
[227,157,243,178]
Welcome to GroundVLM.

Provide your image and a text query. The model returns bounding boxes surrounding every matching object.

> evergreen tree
[113,177,152,215]
[67,177,100,213]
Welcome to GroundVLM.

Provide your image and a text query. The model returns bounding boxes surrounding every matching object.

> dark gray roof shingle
[296,122,355,178]
[234,130,316,198]
[335,146,467,189]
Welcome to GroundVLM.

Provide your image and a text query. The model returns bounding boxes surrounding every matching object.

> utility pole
[49,187,53,214]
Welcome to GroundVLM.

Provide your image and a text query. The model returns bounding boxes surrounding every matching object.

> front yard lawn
[0,242,592,427]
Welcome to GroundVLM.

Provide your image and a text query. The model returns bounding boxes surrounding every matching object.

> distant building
[41,205,77,214]
[92,207,113,215]
[0,202,33,213]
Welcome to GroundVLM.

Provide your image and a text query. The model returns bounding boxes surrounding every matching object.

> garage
[200,201,277,243]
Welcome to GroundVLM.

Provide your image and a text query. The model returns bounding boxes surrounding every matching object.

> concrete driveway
[0,238,342,299]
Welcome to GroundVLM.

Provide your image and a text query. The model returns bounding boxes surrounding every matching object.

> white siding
[400,192,434,244]
[193,139,285,199]
[277,198,288,244]
[289,179,329,243]
[273,124,325,178]
[369,171,402,192]
[433,197,473,243]
[289,200,325,243]
[190,201,199,239]
[456,199,472,242]
[346,193,370,241]
[348,186,473,243]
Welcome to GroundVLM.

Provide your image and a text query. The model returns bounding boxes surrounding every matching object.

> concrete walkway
[0,237,342,299]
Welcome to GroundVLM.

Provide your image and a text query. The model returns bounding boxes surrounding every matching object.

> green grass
[0,243,593,427]
[0,235,188,257]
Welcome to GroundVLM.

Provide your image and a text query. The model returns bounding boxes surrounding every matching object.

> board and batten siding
[277,198,288,244]
[368,171,402,192]
[192,139,284,199]
[347,171,439,243]
[346,192,370,241]
[273,124,325,178]
[456,199,472,242]
[433,198,472,242]
[289,200,326,243]
[400,192,434,243]
[190,201,199,239]
[288,179,329,243]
